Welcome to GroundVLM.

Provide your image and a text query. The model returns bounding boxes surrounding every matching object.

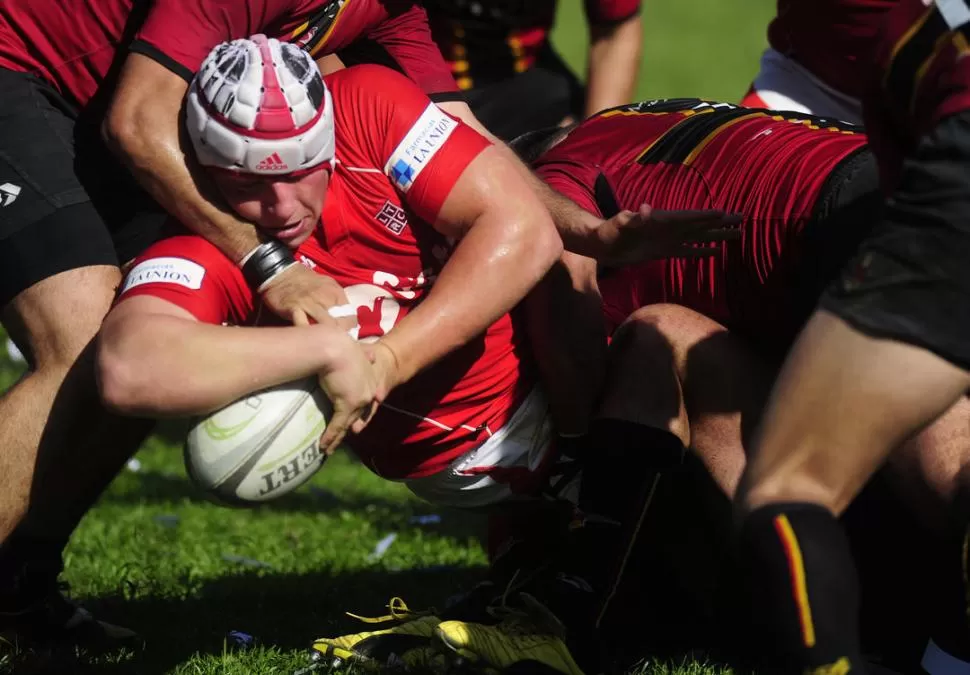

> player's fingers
[652,209,741,231]
[319,412,351,455]
[292,308,310,327]
[674,246,724,259]
[327,303,359,333]
[677,227,742,244]
[302,302,340,328]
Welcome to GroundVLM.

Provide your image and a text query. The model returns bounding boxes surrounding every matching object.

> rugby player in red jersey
[424,0,643,141]
[734,0,970,672]
[741,0,895,124]
[0,0,475,646]
[95,37,723,674]
[95,35,563,667]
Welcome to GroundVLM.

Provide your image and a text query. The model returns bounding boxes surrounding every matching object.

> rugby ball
[184,377,333,505]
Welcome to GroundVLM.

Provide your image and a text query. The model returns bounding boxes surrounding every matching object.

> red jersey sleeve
[131,0,314,79]
[116,234,256,326]
[583,0,641,25]
[330,65,489,223]
[364,3,460,98]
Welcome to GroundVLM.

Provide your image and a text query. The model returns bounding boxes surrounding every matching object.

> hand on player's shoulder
[597,203,742,266]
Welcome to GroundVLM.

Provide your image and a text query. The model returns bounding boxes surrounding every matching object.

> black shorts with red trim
[820,110,970,371]
[0,68,166,308]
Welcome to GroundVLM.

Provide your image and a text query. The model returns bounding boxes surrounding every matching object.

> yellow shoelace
[345,597,437,624]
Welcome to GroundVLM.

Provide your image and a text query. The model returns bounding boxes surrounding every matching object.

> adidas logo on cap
[255,152,288,171]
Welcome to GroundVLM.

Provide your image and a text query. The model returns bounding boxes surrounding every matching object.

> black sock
[542,421,685,621]
[0,527,65,604]
[577,419,685,524]
[739,502,865,673]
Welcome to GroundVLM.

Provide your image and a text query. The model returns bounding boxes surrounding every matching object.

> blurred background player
[740,0,895,123]
[424,0,643,140]
[735,1,970,673]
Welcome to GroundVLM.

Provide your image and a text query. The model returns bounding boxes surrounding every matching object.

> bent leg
[736,310,970,672]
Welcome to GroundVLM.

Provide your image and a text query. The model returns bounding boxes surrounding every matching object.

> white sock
[923,639,970,675]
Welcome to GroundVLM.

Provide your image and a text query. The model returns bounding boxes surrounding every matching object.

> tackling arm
[103,55,262,263]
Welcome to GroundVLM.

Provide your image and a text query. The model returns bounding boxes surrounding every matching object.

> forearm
[523,252,607,435]
[99,313,349,416]
[109,123,261,262]
[585,16,642,117]
[103,66,262,262]
[382,212,563,383]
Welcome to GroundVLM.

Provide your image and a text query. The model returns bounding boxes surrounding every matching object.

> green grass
[1,1,774,672]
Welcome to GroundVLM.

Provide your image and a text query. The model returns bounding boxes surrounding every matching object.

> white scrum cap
[185,34,335,175]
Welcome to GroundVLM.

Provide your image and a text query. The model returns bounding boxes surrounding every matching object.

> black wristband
[240,240,296,291]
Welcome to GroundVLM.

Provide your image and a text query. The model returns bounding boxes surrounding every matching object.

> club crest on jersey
[375,200,409,235]
[384,104,458,193]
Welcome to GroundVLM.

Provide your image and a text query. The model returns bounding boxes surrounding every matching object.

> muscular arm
[98,296,357,416]
[379,145,564,384]
[102,54,262,262]
[585,15,643,117]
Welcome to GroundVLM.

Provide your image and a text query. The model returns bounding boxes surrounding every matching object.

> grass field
[0,1,774,673]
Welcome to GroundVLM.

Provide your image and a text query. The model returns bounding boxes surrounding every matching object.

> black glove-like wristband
[240,240,297,292]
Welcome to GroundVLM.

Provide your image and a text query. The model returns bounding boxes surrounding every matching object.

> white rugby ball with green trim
[184,377,332,505]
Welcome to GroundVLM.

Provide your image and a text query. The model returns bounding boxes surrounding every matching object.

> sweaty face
[213,167,331,249]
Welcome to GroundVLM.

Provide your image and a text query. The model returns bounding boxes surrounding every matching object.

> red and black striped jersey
[863,0,970,190]
[768,0,896,99]
[425,0,639,90]
[0,0,456,109]
[533,98,868,347]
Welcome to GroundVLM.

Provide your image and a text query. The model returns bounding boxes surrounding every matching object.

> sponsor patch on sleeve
[122,257,206,293]
[384,103,458,193]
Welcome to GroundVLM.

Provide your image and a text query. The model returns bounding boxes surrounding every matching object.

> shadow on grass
[39,564,489,675]
[105,468,489,549]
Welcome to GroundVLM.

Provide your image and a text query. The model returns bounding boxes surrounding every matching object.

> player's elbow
[96,319,157,416]
[101,101,138,158]
[524,206,565,274]
[102,95,164,166]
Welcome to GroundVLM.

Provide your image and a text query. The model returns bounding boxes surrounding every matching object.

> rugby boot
[0,580,140,653]
[434,591,586,675]
[309,597,443,671]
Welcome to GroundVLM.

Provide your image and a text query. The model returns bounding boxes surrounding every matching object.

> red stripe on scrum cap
[251,34,297,133]
[198,93,324,141]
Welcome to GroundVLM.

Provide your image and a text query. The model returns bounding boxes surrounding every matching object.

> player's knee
[601,307,692,442]
[4,266,119,373]
[615,304,725,372]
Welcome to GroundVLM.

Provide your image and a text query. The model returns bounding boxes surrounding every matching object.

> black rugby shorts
[820,110,970,371]
[0,68,166,309]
